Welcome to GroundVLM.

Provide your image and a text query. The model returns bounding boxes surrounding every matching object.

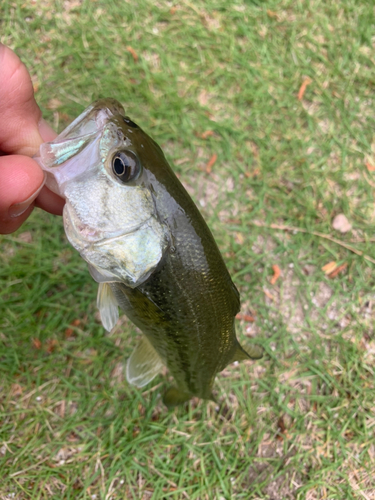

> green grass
[1,0,375,498]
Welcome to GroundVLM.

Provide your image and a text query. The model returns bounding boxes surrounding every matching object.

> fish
[34,98,262,407]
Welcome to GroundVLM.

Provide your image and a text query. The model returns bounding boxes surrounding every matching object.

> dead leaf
[32,338,42,349]
[245,167,260,179]
[277,415,286,433]
[11,384,23,396]
[67,431,80,442]
[47,98,62,110]
[263,289,276,301]
[46,339,58,353]
[321,261,337,275]
[328,262,347,279]
[250,141,259,158]
[332,214,352,233]
[72,319,81,327]
[205,153,217,174]
[234,232,244,245]
[270,264,281,285]
[56,400,66,418]
[298,77,312,100]
[65,328,74,338]
[365,161,375,172]
[18,231,33,243]
[236,313,255,322]
[267,9,279,19]
[126,46,138,62]
[198,89,208,106]
[201,130,214,139]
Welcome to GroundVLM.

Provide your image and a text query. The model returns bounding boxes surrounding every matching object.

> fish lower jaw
[63,204,133,247]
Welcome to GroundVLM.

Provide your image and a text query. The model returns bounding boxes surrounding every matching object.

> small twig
[205,153,217,174]
[249,221,375,265]
[328,262,348,279]
[126,46,138,62]
[270,264,281,285]
[236,313,255,322]
[298,77,312,100]
[20,378,60,401]
[350,238,375,243]
[10,457,50,477]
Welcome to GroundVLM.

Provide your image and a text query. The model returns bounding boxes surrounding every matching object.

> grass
[1,0,375,498]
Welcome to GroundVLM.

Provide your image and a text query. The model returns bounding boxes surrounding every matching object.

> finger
[0,44,56,155]
[39,117,57,142]
[35,185,65,215]
[0,155,45,233]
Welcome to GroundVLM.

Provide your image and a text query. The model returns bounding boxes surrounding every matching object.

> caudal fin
[163,387,192,408]
[229,343,263,364]
[163,387,217,408]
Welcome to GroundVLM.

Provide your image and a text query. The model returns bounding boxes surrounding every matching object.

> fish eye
[111,150,140,182]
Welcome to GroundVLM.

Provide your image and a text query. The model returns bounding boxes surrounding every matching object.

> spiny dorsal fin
[126,336,164,388]
[97,282,119,332]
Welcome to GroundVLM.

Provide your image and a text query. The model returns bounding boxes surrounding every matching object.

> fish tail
[208,391,217,404]
[229,342,263,364]
[163,387,192,408]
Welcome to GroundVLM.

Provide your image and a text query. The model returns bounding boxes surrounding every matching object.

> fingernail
[8,174,46,218]
[39,118,57,142]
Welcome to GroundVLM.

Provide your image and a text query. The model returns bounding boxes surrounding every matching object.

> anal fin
[126,336,164,388]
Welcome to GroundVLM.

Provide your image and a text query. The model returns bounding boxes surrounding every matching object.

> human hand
[0,44,65,234]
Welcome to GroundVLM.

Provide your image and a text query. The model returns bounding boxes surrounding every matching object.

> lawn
[1,0,375,498]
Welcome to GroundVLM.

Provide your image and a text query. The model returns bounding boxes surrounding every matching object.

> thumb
[0,43,55,156]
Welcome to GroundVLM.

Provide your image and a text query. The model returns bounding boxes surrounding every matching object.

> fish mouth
[35,99,126,197]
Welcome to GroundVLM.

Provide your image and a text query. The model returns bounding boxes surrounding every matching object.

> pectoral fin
[126,336,164,388]
[97,282,119,332]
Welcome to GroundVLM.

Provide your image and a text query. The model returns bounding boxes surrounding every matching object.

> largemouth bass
[34,99,262,407]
